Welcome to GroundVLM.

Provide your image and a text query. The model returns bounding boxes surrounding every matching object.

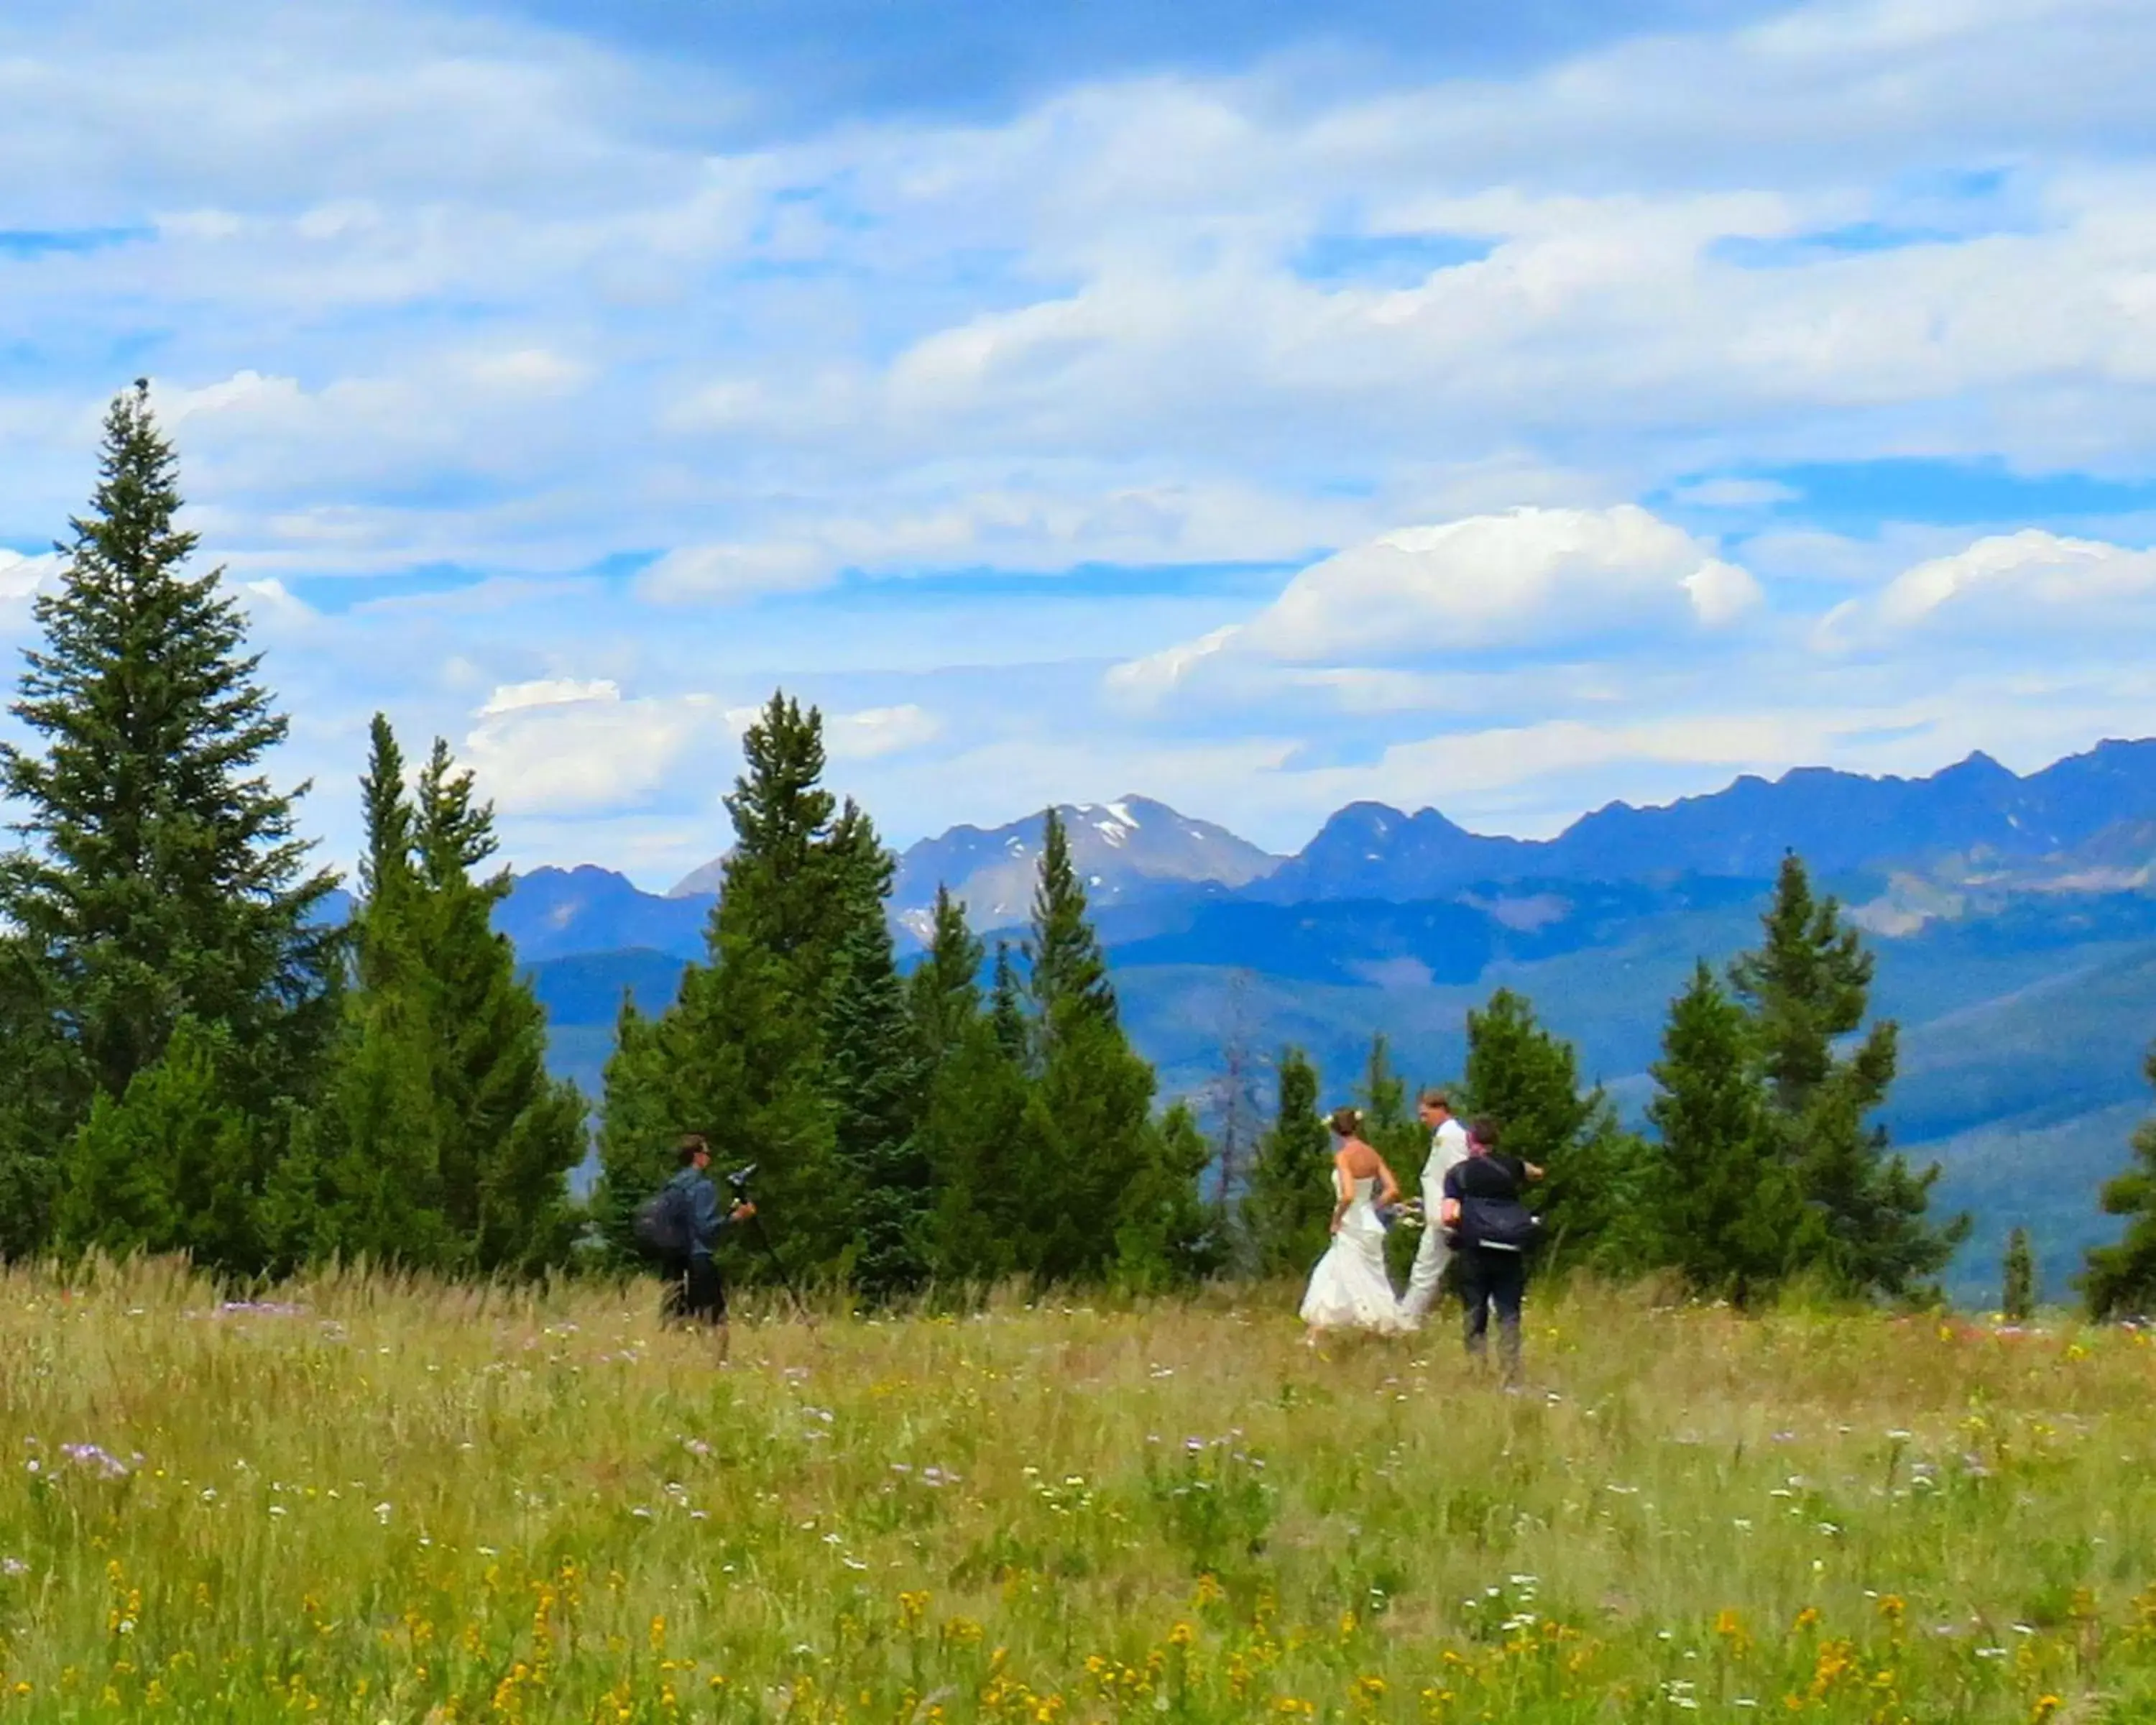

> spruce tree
[908,885,985,1066]
[989,940,1028,1064]
[1114,1100,1220,1290]
[2083,1051,2156,1320]
[1009,811,1159,1283]
[1462,988,1644,1264]
[2001,1225,2037,1322]
[597,693,857,1282]
[285,717,449,1269]
[911,893,1030,1288]
[1243,1048,1331,1277]
[1730,855,1967,1299]
[1024,808,1117,1040]
[826,810,930,1302]
[292,719,585,1274]
[0,383,339,1269]
[54,1018,259,1267]
[407,737,586,1272]
[1643,962,1795,1301]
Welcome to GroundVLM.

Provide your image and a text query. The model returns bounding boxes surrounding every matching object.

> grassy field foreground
[2,1266,2155,1723]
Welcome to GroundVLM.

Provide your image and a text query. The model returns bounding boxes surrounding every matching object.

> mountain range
[500,737,2156,1303]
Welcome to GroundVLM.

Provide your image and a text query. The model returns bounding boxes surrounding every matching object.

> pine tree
[1008,816,1160,1283]
[2001,1225,2037,1322]
[1731,855,1968,1300]
[908,886,985,1067]
[910,892,1030,1288]
[292,719,585,1274]
[1462,988,1644,1264]
[596,693,858,1282]
[826,811,929,1302]
[1114,1100,1220,1291]
[286,718,448,1269]
[1024,809,1116,1041]
[1642,962,1795,1301]
[1243,1048,1331,1277]
[989,941,1028,1064]
[1,382,340,1103]
[54,1017,262,1267]
[2083,1051,2156,1320]
[0,383,340,1269]
[407,737,586,1273]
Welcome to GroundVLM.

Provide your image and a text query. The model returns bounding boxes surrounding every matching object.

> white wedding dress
[1299,1173,1410,1333]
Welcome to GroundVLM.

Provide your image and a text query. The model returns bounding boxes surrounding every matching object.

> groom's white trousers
[1400,1212,1450,1322]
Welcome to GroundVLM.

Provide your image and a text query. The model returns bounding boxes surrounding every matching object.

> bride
[1299,1106,1411,1334]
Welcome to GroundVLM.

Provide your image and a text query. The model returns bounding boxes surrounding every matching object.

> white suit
[1401,1116,1470,1322]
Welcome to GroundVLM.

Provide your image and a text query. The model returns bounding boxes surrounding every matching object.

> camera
[724,1162,757,1200]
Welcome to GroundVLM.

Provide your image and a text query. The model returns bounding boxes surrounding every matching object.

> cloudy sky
[4,0,2155,886]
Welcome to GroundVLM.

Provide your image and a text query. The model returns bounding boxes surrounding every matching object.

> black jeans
[662,1255,727,1327]
[1458,1246,1526,1381]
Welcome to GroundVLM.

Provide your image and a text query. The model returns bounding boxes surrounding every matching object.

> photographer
[656,1134,755,1355]
[1438,1118,1543,1386]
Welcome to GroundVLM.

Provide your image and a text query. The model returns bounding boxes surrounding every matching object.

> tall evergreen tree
[1642,962,1794,1300]
[280,717,448,1269]
[1008,810,1160,1283]
[908,886,985,1067]
[0,383,339,1269]
[1243,1048,1331,1277]
[911,892,1030,1287]
[826,809,929,1301]
[1024,808,1117,1041]
[1462,988,1644,1264]
[2083,1049,2156,1320]
[596,694,860,1281]
[1731,855,1967,1299]
[407,737,586,1272]
[290,719,585,1274]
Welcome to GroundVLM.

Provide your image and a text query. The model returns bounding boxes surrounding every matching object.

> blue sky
[4,0,2156,886]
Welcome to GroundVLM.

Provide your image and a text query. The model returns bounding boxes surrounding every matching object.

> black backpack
[634,1181,693,1259]
[1459,1192,1544,1252]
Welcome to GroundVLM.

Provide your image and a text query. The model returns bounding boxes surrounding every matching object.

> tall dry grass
[1,1259,2152,1721]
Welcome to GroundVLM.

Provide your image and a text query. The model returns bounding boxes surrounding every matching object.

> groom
[1401,1088,1470,1324]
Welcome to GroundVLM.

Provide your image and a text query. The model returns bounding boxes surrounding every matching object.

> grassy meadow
[3,1265,2155,1723]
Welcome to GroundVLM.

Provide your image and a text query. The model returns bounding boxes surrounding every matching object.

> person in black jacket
[1439,1118,1543,1385]
[660,1134,755,1358]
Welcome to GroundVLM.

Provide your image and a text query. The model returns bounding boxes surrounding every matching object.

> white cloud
[0,550,61,602]
[464,680,722,815]
[1870,529,2156,632]
[637,543,839,604]
[480,676,624,715]
[1113,507,1759,699]
[1243,507,1757,661]
[826,704,942,760]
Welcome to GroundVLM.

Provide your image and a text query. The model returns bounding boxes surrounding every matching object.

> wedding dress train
[1299,1174,1409,1333]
